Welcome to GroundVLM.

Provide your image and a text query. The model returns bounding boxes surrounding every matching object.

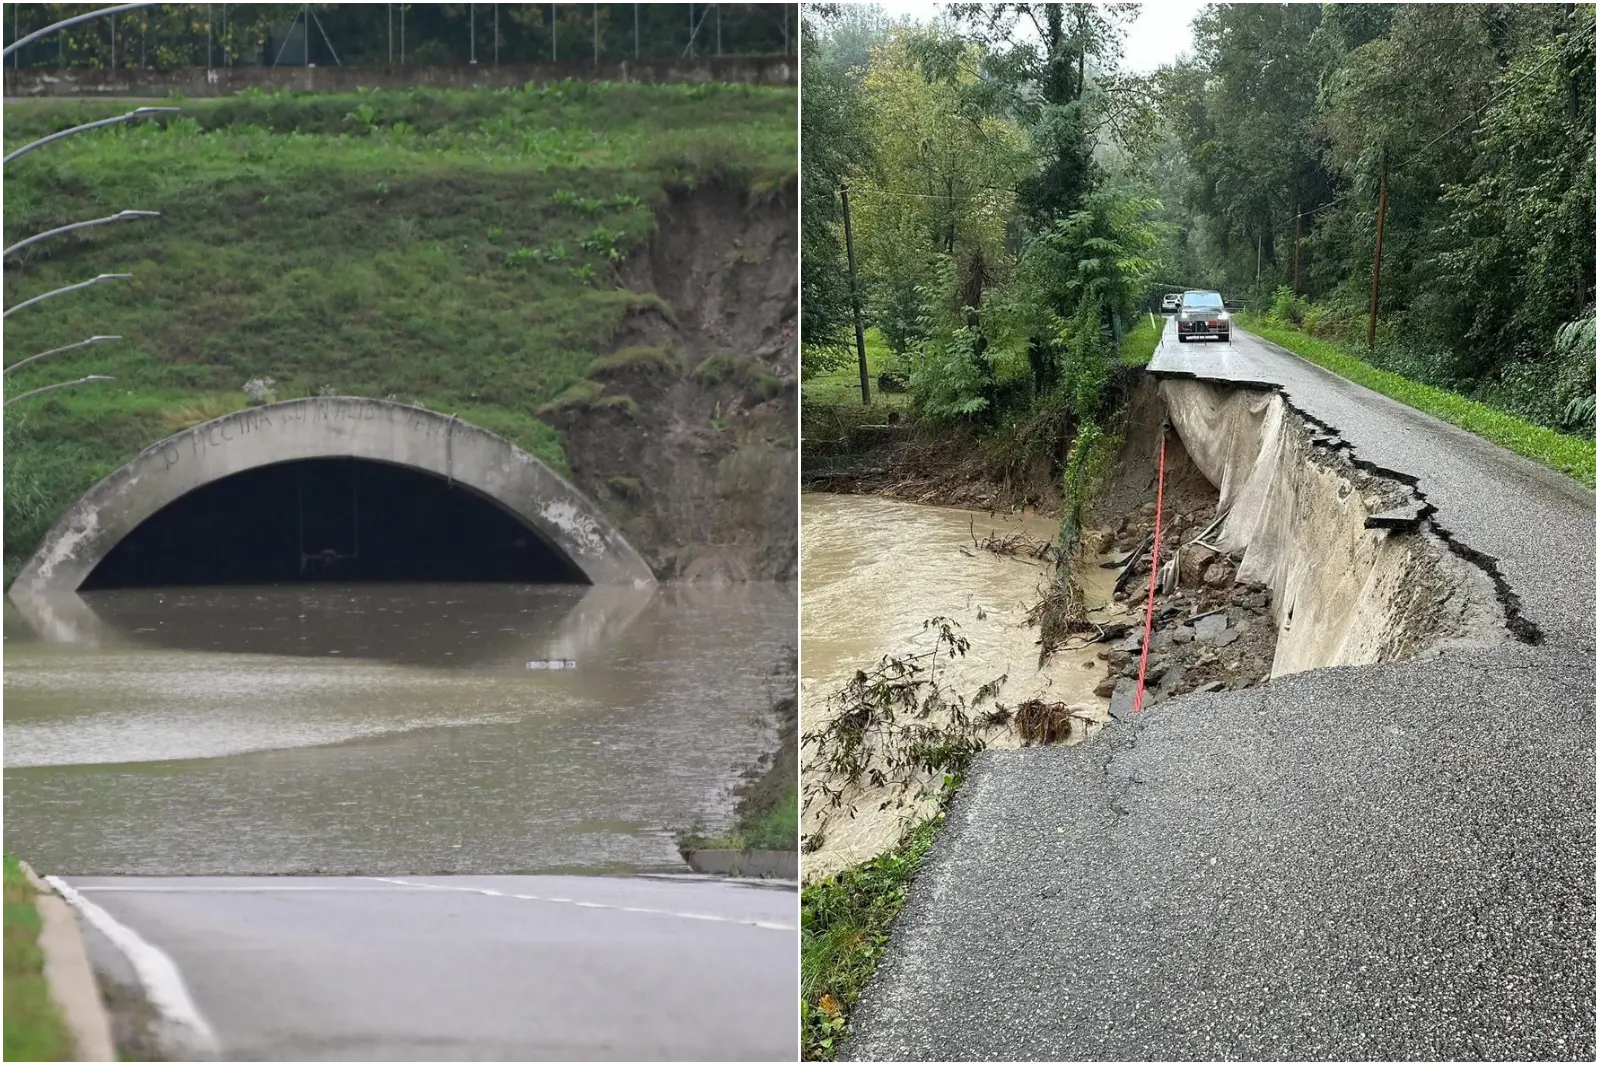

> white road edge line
[44,876,221,1060]
[77,885,448,892]
[366,877,797,932]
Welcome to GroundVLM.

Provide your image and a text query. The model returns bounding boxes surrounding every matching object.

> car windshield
[1182,292,1224,310]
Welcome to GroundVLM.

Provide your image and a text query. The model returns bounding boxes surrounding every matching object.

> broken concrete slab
[1364,501,1436,531]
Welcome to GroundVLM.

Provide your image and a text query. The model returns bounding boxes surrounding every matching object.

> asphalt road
[62,874,797,1061]
[845,323,1595,1061]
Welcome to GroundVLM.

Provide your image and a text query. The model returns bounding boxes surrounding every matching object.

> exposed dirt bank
[801,409,1067,517]
[545,184,798,582]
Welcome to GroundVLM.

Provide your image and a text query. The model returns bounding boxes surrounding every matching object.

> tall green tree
[800,7,874,375]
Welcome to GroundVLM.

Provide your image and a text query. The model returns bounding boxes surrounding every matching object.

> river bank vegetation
[4,854,72,1062]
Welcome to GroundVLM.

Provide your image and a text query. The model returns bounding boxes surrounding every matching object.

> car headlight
[1218,311,1231,321]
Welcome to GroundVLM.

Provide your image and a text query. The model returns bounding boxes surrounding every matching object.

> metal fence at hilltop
[3,3,796,71]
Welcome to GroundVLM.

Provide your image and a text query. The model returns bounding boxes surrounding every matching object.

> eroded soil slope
[543,184,798,581]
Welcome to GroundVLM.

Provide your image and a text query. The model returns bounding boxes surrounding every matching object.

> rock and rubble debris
[1087,496,1281,712]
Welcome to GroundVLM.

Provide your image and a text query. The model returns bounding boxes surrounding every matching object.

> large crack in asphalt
[1149,368,1545,647]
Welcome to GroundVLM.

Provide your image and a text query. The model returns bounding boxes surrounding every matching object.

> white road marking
[77,885,447,892]
[366,876,798,932]
[45,876,220,1060]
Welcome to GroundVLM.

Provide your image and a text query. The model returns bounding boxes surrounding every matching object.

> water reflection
[4,582,795,876]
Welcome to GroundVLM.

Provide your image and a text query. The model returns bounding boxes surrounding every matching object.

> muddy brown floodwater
[3,582,794,876]
[800,493,1126,882]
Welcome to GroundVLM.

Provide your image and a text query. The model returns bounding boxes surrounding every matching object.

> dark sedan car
[1176,290,1231,342]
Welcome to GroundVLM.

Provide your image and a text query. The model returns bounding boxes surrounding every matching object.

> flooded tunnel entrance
[10,398,656,595]
[81,457,588,589]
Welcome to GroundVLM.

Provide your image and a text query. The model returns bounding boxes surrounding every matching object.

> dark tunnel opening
[81,457,589,589]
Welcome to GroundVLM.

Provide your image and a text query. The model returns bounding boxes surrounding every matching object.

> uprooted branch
[969,517,1058,563]
[801,617,1010,820]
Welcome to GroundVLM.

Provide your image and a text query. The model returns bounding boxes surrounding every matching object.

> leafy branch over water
[801,618,1009,826]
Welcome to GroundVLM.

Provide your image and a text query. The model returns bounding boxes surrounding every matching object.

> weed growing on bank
[4,855,73,1062]
[801,618,1007,820]
[801,795,948,1061]
[1,84,795,579]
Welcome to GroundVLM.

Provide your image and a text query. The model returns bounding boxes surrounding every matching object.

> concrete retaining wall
[10,397,655,595]
[3,57,795,98]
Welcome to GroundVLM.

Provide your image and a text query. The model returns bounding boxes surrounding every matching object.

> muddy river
[800,493,1124,881]
[3,582,794,876]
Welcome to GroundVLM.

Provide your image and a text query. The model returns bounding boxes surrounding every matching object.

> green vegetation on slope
[1240,315,1596,487]
[1120,315,1162,367]
[801,809,943,1061]
[2,83,794,580]
[4,855,73,1062]
[680,692,797,853]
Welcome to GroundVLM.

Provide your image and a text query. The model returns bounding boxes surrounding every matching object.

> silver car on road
[1176,290,1231,342]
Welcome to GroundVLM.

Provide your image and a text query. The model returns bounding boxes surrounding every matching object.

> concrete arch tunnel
[9,397,656,594]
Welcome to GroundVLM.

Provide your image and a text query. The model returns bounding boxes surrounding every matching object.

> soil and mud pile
[544,184,798,582]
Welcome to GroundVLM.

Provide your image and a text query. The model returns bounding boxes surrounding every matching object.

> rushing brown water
[800,493,1124,880]
[3,582,794,876]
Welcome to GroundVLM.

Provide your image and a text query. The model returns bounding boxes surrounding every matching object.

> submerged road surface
[845,322,1594,1061]
[62,874,797,1061]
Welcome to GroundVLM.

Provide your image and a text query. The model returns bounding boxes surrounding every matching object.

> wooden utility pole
[1368,155,1389,350]
[1292,205,1301,295]
[839,183,870,406]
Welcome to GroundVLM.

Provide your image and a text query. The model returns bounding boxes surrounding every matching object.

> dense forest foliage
[801,2,1596,449]
[1160,2,1595,431]
[2,3,795,68]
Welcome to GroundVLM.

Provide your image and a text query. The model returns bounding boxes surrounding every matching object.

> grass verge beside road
[4,854,73,1062]
[1240,315,1595,487]
[801,801,947,1061]
[1120,315,1163,367]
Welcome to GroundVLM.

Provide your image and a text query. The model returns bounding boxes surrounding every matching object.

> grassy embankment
[1119,314,1162,367]
[1239,314,1595,487]
[4,855,73,1062]
[801,799,946,1061]
[2,83,795,582]
[801,327,911,408]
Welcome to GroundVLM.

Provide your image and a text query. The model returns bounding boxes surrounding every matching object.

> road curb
[19,863,118,1063]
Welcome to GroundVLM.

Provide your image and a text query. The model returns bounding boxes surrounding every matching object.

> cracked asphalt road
[844,324,1594,1061]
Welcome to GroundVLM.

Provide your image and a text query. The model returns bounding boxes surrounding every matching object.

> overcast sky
[864,1,1206,73]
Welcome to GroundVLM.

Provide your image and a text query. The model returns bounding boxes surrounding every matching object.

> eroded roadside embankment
[803,369,1521,881]
[1110,374,1511,681]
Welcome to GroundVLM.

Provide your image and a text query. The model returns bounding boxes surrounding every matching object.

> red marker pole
[1133,426,1169,713]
